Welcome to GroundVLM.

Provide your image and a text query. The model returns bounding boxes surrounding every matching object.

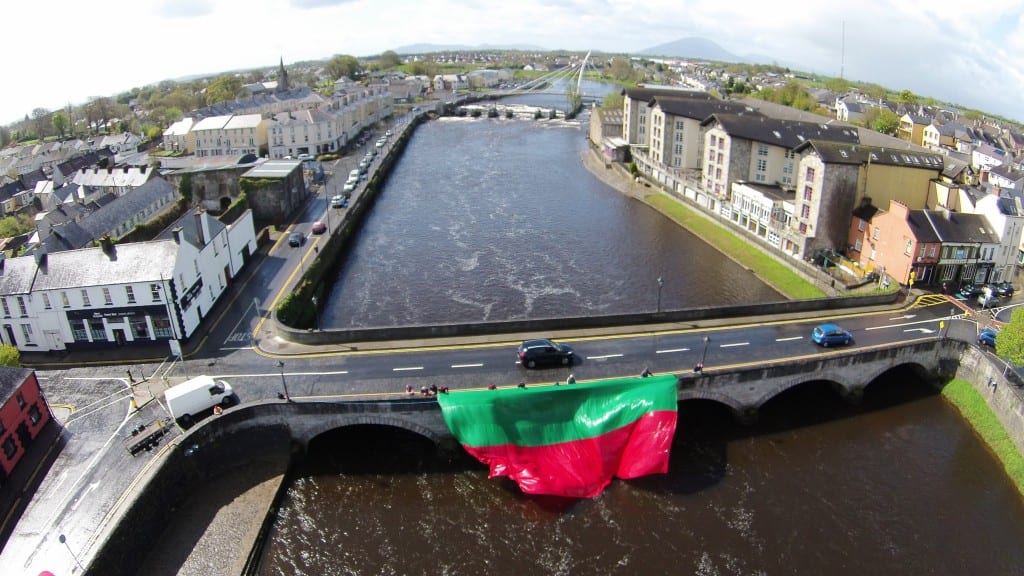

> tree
[325,54,364,81]
[607,57,636,82]
[865,108,900,135]
[897,89,918,107]
[0,126,10,148]
[378,50,402,69]
[51,111,69,138]
[824,77,851,94]
[31,108,52,139]
[0,344,19,368]
[0,215,34,238]
[996,308,1024,364]
[600,90,624,111]
[205,75,244,105]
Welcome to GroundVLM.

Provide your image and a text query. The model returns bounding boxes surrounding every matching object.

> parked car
[331,194,346,208]
[298,153,313,161]
[811,323,853,347]
[958,283,987,299]
[311,221,326,235]
[517,339,574,368]
[288,232,304,247]
[978,291,1001,309]
[978,328,998,347]
[993,282,1016,297]
[375,139,386,148]
[343,180,357,193]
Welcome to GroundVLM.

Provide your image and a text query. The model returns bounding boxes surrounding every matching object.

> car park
[288,232,304,247]
[978,328,998,347]
[811,323,853,347]
[517,339,574,368]
[311,221,326,234]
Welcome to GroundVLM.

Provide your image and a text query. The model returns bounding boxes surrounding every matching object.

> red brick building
[0,367,51,486]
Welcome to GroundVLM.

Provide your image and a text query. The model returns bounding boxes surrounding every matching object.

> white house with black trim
[0,209,257,352]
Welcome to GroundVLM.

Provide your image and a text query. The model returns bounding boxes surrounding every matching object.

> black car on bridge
[517,339,574,368]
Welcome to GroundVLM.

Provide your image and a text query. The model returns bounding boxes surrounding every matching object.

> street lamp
[311,295,320,331]
[944,308,955,339]
[696,335,711,374]
[656,276,664,314]
[277,360,292,401]
[58,533,85,571]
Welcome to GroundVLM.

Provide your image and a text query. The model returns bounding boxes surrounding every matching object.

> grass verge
[942,378,1024,496]
[646,194,824,300]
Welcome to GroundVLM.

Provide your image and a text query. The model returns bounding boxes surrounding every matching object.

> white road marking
[71,482,100,512]
[905,328,936,334]
[587,354,624,360]
[720,342,749,348]
[865,318,943,331]
[451,363,483,368]
[655,348,690,354]
[889,314,918,320]
[213,370,349,379]
[218,346,253,351]
[393,366,424,372]
[776,336,803,342]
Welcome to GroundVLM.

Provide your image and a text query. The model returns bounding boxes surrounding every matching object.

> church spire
[277,56,289,92]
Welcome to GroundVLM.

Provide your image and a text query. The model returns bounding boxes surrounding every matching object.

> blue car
[811,323,853,347]
[978,328,998,347]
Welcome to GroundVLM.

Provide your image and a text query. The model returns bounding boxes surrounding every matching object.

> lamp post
[311,295,320,331]
[696,335,711,374]
[277,360,291,401]
[656,276,664,314]
[58,533,84,571]
[944,308,955,339]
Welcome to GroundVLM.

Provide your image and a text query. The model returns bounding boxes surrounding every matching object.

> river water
[259,95,1024,575]
[259,374,1024,575]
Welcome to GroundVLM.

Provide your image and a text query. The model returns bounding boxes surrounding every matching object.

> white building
[163,118,196,153]
[971,190,1024,282]
[0,209,257,352]
[192,114,268,158]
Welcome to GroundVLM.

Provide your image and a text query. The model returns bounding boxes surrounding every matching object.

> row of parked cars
[957,281,1015,308]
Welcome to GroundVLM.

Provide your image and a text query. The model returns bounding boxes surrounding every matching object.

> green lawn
[942,379,1024,497]
[646,194,824,300]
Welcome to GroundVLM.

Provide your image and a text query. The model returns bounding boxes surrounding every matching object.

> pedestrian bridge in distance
[216,339,964,450]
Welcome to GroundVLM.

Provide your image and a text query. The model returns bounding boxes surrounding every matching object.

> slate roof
[650,96,755,121]
[242,160,302,179]
[796,141,945,170]
[32,239,179,290]
[0,366,34,404]
[73,166,154,189]
[78,177,176,240]
[271,108,338,127]
[37,221,94,252]
[0,255,39,295]
[623,86,714,103]
[156,209,226,248]
[908,210,1001,244]
[704,114,860,148]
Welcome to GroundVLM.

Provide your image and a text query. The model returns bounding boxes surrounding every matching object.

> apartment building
[193,114,268,158]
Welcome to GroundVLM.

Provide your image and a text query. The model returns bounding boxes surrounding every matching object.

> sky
[6,0,1024,125]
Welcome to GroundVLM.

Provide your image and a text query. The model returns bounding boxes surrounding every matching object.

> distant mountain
[394,43,547,55]
[638,37,742,63]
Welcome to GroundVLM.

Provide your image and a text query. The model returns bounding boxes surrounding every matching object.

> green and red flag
[437,375,678,498]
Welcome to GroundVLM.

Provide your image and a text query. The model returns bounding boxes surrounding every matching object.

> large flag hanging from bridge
[436,375,678,498]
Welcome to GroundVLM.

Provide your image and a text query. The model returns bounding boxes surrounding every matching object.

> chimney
[34,248,47,267]
[100,234,115,256]
[194,209,206,245]
[172,226,183,244]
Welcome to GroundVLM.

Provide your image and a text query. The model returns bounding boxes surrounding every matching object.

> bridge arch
[750,371,855,411]
[299,413,446,449]
[678,389,747,421]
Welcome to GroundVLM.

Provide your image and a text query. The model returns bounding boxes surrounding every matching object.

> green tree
[897,89,918,107]
[0,343,20,367]
[866,108,900,135]
[325,54,364,81]
[824,77,851,94]
[51,111,69,138]
[31,108,52,139]
[206,75,244,105]
[0,126,10,148]
[0,215,34,237]
[179,173,194,203]
[600,90,624,111]
[607,57,636,82]
[378,50,402,69]
[997,308,1024,364]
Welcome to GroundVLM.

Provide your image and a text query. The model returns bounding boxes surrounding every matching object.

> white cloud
[3,0,1024,123]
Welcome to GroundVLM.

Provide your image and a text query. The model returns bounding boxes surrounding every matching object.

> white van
[164,375,234,427]
[349,169,360,180]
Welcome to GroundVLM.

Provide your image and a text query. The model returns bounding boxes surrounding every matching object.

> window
[103,287,113,306]
[854,239,863,251]
[869,247,876,261]
[929,244,938,258]
[872,227,880,240]
[131,317,149,339]
[756,159,767,172]
[905,240,913,256]
[194,260,200,275]
[803,186,813,201]
[29,404,41,424]
[16,392,25,408]
[61,291,70,308]
[2,437,15,459]
[858,220,866,232]
[16,296,26,316]
[151,284,161,302]
[1,299,9,317]
[125,286,136,304]
[805,167,816,181]
[20,324,32,344]
[42,293,51,310]
[81,289,91,307]
[757,144,768,156]
[709,135,716,147]
[801,204,811,219]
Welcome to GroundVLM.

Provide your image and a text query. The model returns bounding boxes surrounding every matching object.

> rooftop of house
[797,141,945,170]
[704,114,861,148]
[0,366,34,404]
[31,239,179,290]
